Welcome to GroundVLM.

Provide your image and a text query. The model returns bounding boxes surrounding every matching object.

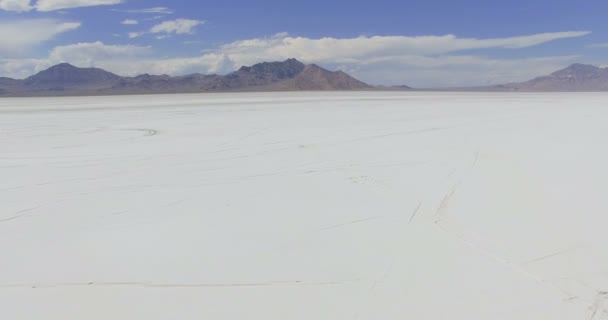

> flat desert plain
[1,92,608,319]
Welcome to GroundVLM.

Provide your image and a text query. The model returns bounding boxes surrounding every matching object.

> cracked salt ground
[1,92,608,319]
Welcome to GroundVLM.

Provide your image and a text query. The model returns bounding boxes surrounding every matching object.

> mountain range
[2,60,608,96]
[0,59,371,96]
[497,63,608,91]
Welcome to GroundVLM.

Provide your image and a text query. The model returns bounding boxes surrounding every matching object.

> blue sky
[1,0,608,86]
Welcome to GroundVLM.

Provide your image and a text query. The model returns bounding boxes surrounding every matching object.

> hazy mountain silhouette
[499,63,608,91]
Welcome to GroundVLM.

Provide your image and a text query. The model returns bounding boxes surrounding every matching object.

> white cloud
[129,18,204,39]
[121,19,138,25]
[145,15,165,21]
[214,32,590,66]
[0,58,46,79]
[0,0,122,11]
[0,0,33,12]
[48,41,151,62]
[35,0,121,11]
[114,7,173,14]
[0,19,80,56]
[0,31,592,87]
[0,41,152,78]
[128,31,143,39]
[150,19,204,35]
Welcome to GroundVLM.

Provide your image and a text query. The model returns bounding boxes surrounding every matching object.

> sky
[1,0,608,87]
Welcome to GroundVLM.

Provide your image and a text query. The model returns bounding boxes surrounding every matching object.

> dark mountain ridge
[264,64,371,91]
[0,59,372,96]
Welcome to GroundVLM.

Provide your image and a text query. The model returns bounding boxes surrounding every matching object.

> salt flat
[1,92,608,319]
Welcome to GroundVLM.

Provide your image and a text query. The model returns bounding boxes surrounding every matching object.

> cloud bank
[0,0,32,12]
[0,19,81,56]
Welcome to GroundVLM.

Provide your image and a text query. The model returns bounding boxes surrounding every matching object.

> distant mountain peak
[21,63,122,89]
[552,63,601,76]
[503,62,608,91]
[566,63,600,69]
[264,62,371,91]
[237,58,306,75]
[51,63,78,69]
